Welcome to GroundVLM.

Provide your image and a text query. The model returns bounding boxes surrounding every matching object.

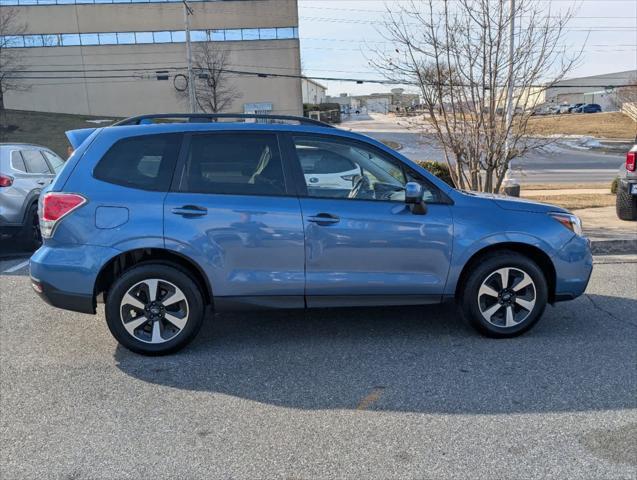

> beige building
[3,0,302,117]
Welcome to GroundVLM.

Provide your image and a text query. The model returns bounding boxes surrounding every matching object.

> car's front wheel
[460,251,548,338]
[105,264,205,355]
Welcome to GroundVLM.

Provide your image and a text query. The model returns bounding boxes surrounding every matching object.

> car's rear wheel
[105,264,205,355]
[460,251,548,338]
[21,203,42,251]
[616,187,637,221]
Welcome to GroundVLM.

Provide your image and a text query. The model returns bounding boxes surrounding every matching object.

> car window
[42,151,65,174]
[10,151,26,173]
[293,136,438,202]
[93,134,181,191]
[179,133,286,196]
[22,150,52,174]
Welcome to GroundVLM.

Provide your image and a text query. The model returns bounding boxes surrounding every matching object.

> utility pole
[504,0,515,156]
[182,0,196,113]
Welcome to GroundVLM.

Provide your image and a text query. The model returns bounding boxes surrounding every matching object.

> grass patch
[526,112,636,140]
[520,193,616,210]
[521,183,609,191]
[0,109,119,156]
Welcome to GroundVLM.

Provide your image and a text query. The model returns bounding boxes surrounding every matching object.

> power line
[8,66,637,89]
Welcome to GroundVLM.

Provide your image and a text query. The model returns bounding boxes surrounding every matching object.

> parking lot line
[3,260,30,274]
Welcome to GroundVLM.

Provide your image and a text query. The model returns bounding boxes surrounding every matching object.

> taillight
[626,151,636,172]
[0,174,14,187]
[41,192,87,238]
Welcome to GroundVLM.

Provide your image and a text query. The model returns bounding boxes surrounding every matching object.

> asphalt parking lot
[0,254,636,479]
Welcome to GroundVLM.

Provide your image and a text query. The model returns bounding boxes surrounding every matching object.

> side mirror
[404,181,427,215]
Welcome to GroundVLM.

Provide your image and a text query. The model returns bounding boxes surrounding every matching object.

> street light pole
[182,0,196,113]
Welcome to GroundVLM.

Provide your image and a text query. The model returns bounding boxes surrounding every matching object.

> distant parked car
[0,144,65,248]
[297,144,363,195]
[557,104,571,114]
[567,103,585,113]
[616,140,637,221]
[574,104,602,113]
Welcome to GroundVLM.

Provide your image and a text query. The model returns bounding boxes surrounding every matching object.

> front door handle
[307,213,340,226]
[37,181,46,186]
[171,205,208,217]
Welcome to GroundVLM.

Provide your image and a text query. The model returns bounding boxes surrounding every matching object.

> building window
[1,26,299,48]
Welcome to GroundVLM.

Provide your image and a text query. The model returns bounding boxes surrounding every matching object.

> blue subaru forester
[30,114,593,355]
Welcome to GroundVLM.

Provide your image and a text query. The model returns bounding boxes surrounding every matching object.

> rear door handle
[37,181,46,186]
[307,213,340,225]
[171,205,208,217]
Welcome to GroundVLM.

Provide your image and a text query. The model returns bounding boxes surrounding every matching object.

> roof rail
[112,113,334,128]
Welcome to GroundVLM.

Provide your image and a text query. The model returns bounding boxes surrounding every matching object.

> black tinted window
[94,134,181,191]
[180,133,285,195]
[22,150,51,174]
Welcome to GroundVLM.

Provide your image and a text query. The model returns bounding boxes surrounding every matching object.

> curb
[590,239,637,255]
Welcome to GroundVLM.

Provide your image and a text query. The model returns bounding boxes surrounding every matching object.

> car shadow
[114,294,637,415]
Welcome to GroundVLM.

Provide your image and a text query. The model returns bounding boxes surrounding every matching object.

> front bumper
[553,234,593,301]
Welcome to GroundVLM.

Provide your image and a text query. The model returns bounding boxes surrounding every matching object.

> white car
[297,145,362,192]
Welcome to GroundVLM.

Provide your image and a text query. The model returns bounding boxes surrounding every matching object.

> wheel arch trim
[448,235,557,303]
[94,247,213,306]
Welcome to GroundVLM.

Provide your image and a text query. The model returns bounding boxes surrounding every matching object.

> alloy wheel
[119,279,189,344]
[477,267,536,328]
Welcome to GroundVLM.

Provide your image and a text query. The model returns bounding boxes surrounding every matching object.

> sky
[297,0,637,97]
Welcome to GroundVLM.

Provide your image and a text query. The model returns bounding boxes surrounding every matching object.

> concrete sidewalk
[573,206,637,254]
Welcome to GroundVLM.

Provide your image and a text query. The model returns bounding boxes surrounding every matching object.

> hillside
[0,110,119,156]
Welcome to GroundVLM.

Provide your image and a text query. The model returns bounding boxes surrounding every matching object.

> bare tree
[370,0,582,192]
[182,43,242,113]
[613,73,637,107]
[0,6,28,114]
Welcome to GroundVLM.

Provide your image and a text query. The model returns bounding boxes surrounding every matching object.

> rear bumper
[553,234,593,301]
[30,277,95,314]
[619,177,637,194]
[29,244,120,315]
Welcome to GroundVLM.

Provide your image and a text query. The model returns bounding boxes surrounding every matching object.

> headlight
[549,212,583,236]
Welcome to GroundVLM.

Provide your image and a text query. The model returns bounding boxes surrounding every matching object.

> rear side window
[10,151,26,172]
[22,150,51,174]
[179,133,286,195]
[94,134,181,191]
[42,151,65,174]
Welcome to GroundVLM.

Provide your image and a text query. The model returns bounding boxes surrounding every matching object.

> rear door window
[42,150,65,174]
[22,150,52,174]
[93,134,182,191]
[179,133,286,195]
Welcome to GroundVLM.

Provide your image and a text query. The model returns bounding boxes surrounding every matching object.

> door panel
[164,193,305,299]
[301,197,453,300]
[164,132,305,303]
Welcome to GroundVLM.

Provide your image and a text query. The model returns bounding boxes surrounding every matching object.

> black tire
[105,264,205,355]
[459,251,548,338]
[616,187,637,221]
[21,203,42,251]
